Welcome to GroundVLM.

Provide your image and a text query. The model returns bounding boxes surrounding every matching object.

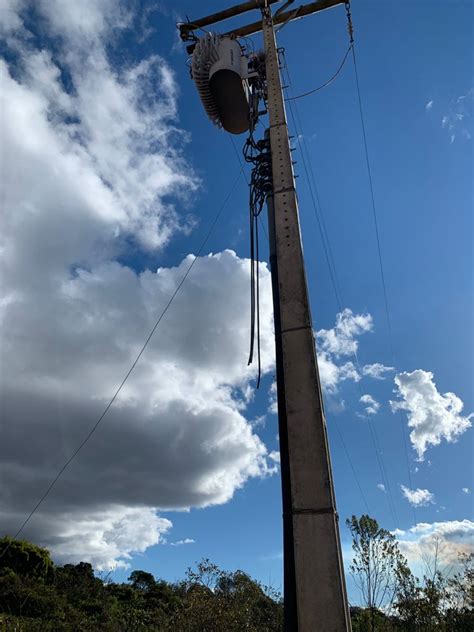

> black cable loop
[243,99,272,388]
[285,44,352,102]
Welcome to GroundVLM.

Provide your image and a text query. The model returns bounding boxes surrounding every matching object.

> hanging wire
[285,43,352,102]
[243,129,272,388]
[0,170,242,558]
[237,53,271,389]
[345,0,417,524]
[279,40,400,527]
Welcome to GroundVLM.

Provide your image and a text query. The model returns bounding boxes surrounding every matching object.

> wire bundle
[243,127,272,388]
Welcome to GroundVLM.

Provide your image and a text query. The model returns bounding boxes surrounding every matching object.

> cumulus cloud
[315,309,372,393]
[169,538,195,547]
[360,394,380,416]
[396,520,474,572]
[265,309,373,404]
[0,249,277,568]
[268,450,281,464]
[462,488,470,494]
[317,308,373,358]
[401,486,435,507]
[390,370,472,460]
[0,1,278,569]
[24,507,173,571]
[377,483,387,493]
[362,363,394,380]
[425,100,434,110]
[268,381,278,414]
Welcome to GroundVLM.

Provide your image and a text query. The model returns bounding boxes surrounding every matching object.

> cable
[281,50,399,528]
[0,171,241,556]
[280,55,343,311]
[285,44,352,102]
[332,418,371,515]
[229,133,270,246]
[350,38,416,525]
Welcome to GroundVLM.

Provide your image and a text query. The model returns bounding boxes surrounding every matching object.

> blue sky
[0,0,472,606]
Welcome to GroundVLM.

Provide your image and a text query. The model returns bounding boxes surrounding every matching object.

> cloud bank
[0,0,277,569]
[396,520,474,572]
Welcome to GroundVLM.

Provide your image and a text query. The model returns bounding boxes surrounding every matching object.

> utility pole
[179,2,351,630]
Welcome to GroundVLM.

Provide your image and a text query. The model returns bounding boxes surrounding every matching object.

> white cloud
[390,370,472,460]
[170,538,195,547]
[0,0,24,34]
[396,520,474,572]
[317,308,373,358]
[440,88,473,143]
[315,309,373,394]
[362,363,394,380]
[269,450,280,464]
[266,309,373,401]
[268,381,278,414]
[377,483,387,493]
[0,1,278,570]
[462,488,470,494]
[360,394,380,415]
[27,506,172,571]
[401,485,435,507]
[425,100,434,110]
[0,250,277,568]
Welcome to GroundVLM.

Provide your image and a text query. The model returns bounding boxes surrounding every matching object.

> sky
[0,0,472,606]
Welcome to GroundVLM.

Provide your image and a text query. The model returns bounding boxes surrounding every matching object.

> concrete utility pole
[179,2,351,630]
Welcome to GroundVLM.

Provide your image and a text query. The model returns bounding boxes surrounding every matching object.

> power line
[281,54,398,528]
[231,95,371,517]
[1,171,241,555]
[285,44,352,102]
[350,42,416,525]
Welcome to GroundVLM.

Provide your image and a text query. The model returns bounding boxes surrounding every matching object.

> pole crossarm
[178,0,281,40]
[224,0,345,38]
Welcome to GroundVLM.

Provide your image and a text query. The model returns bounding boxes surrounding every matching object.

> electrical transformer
[191,34,251,134]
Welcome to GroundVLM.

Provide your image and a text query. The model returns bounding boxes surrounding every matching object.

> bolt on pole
[262,7,351,632]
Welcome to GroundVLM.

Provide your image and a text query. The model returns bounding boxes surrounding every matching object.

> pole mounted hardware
[178,2,351,630]
[178,0,282,42]
[190,33,261,135]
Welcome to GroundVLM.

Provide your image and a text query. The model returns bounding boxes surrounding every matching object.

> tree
[394,542,474,631]
[128,569,156,592]
[346,514,411,631]
[0,537,54,582]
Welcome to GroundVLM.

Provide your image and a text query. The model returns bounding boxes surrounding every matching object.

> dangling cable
[248,187,256,368]
[255,205,262,387]
[244,137,272,387]
[242,58,271,388]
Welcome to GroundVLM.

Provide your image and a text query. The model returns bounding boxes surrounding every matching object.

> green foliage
[169,559,283,631]
[0,542,283,631]
[395,551,474,631]
[1,531,471,631]
[346,514,410,619]
[0,537,54,582]
[347,515,474,632]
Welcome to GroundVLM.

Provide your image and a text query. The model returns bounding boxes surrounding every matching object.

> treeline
[0,538,281,631]
[0,515,473,631]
